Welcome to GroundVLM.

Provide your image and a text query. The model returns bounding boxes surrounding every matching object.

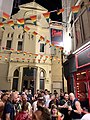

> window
[75,19,82,48]
[11,33,13,38]
[17,41,23,50]
[7,33,10,38]
[40,43,44,52]
[6,40,12,50]
[18,34,21,39]
[81,10,90,41]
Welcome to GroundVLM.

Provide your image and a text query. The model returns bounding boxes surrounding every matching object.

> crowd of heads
[0,89,88,120]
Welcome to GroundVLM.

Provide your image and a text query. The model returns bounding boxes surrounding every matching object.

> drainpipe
[61,49,64,92]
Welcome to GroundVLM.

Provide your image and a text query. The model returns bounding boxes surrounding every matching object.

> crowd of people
[0,89,89,120]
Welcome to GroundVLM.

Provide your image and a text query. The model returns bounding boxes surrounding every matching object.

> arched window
[18,34,21,39]
[7,33,10,38]
[14,69,19,77]
[40,70,45,90]
[11,33,13,38]
[12,69,19,90]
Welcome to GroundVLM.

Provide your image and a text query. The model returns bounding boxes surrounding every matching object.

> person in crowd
[49,94,59,109]
[32,106,51,120]
[58,93,71,120]
[51,104,64,120]
[81,113,90,120]
[27,90,33,104]
[3,92,18,120]
[21,93,32,113]
[44,89,50,103]
[32,96,38,112]
[32,93,51,120]
[68,92,83,120]
[59,90,64,101]
[14,102,32,120]
[46,93,52,108]
[0,93,8,120]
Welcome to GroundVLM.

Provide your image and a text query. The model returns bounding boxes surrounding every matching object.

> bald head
[69,93,75,101]
[10,92,18,103]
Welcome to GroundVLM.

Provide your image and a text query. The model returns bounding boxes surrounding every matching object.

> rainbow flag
[24,26,30,32]
[0,23,5,30]
[0,56,2,60]
[2,12,10,21]
[8,20,14,29]
[45,40,50,45]
[32,31,38,36]
[43,12,50,22]
[57,8,64,15]
[38,36,44,42]
[49,43,54,48]
[10,48,14,53]
[17,18,24,28]
[30,15,37,25]
[71,5,80,13]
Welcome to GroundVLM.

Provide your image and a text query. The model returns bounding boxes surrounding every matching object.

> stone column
[18,67,23,92]
[36,67,40,90]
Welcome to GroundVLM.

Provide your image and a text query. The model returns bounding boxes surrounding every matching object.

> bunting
[22,58,25,62]
[8,20,14,29]
[30,15,37,25]
[38,36,44,42]
[49,43,54,48]
[43,12,50,22]
[24,26,30,32]
[2,12,10,21]
[17,18,24,28]
[10,58,13,62]
[27,58,30,62]
[0,56,2,60]
[10,48,14,53]
[5,56,8,61]
[0,23,5,30]
[32,31,38,36]
[57,8,64,15]
[44,40,50,45]
[71,5,80,13]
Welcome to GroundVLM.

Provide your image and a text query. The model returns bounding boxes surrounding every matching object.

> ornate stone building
[0,2,63,93]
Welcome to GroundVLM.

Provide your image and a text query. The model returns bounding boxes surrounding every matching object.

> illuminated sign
[76,46,90,68]
[51,28,63,46]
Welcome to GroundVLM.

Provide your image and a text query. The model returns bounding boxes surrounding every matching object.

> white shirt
[81,114,90,120]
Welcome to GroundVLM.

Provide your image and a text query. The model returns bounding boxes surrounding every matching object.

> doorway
[74,69,90,111]
[22,67,37,95]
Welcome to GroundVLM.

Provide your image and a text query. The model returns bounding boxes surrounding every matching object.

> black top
[71,98,82,119]
[3,101,14,120]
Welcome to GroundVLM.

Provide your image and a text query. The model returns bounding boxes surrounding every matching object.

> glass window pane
[17,41,22,50]
[40,43,44,52]
[75,19,82,48]
[40,79,44,90]
[82,10,90,41]
[6,40,12,50]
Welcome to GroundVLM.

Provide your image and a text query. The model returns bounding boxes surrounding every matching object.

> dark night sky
[12,0,62,21]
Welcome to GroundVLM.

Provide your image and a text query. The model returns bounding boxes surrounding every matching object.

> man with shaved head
[68,93,82,120]
[3,92,18,120]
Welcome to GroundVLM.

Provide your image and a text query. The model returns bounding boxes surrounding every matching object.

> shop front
[74,45,90,111]
[63,45,90,111]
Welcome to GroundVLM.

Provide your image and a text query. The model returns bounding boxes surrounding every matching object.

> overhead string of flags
[1,1,90,29]
[0,2,89,30]
[0,1,90,60]
[0,46,61,64]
